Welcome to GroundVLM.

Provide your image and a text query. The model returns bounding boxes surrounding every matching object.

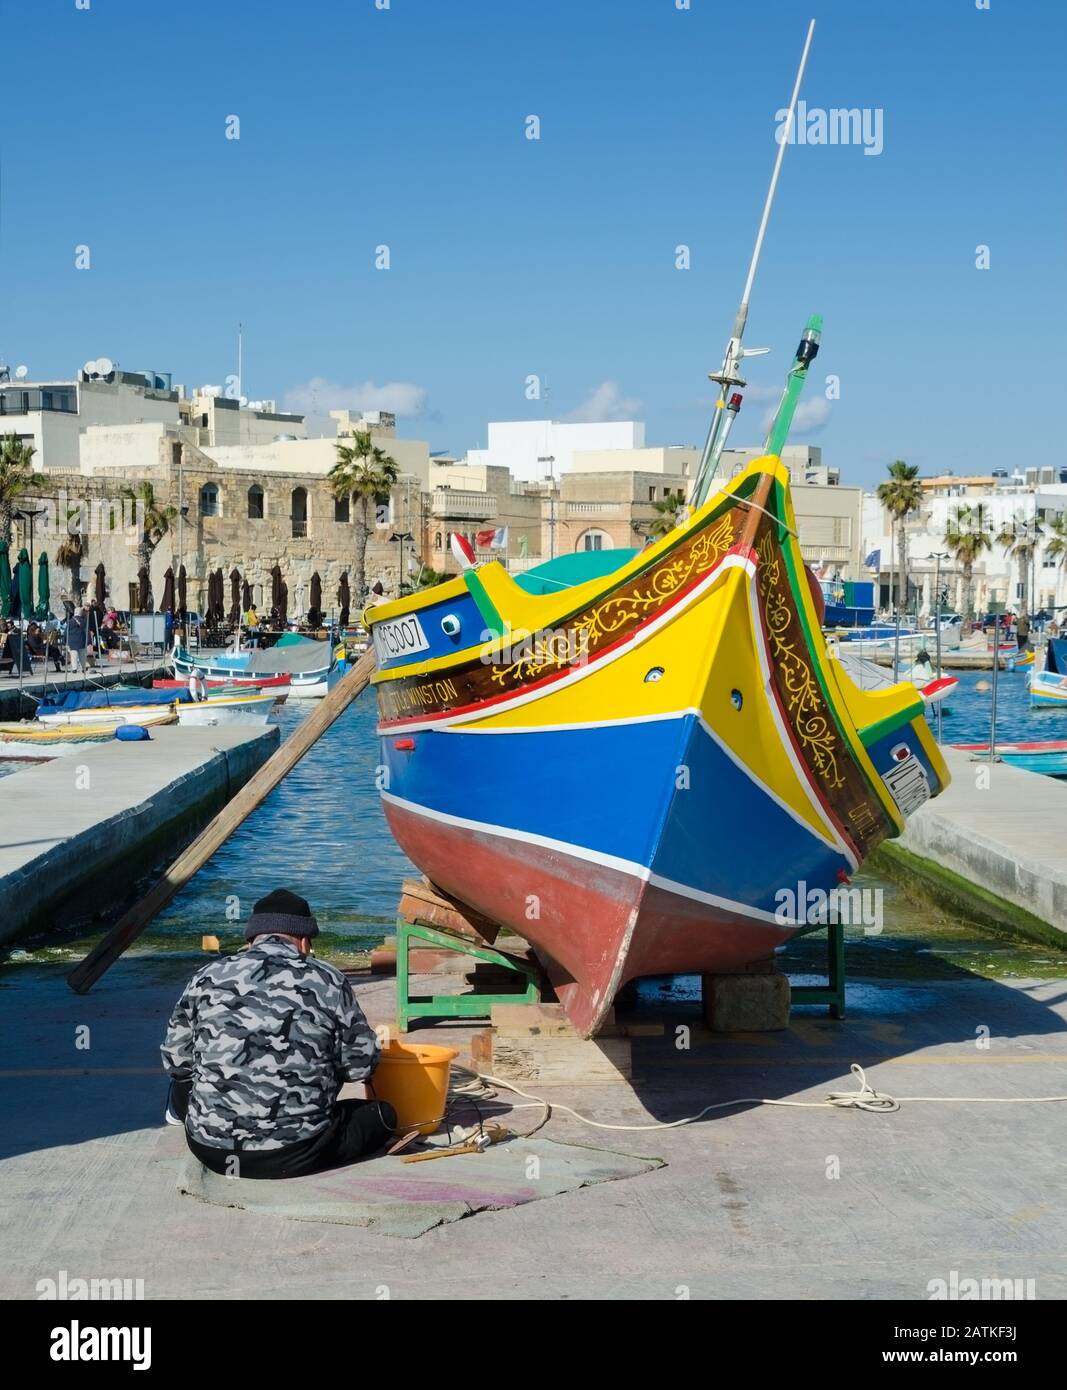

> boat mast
[691,19,816,509]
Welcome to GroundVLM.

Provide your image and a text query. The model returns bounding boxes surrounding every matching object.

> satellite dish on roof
[96,357,114,376]
[14,365,27,379]
[83,359,99,377]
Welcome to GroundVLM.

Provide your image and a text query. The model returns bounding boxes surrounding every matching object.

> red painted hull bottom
[385,803,792,1037]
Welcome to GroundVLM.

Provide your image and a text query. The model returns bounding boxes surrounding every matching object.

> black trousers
[170,1078,397,1180]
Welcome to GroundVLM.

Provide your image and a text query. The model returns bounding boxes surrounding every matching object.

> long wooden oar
[67,647,377,994]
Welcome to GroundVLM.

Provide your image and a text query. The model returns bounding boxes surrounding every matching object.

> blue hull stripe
[381,715,849,919]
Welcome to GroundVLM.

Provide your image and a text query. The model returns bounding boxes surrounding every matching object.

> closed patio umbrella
[177,564,187,614]
[36,551,50,618]
[229,567,241,624]
[0,540,11,618]
[278,580,288,625]
[137,567,150,612]
[270,564,282,611]
[308,571,322,626]
[15,547,32,619]
[242,577,252,610]
[213,568,225,623]
[161,566,175,614]
[337,571,350,626]
[94,562,106,608]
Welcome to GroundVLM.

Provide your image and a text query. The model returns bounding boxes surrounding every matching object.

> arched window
[291,486,308,539]
[434,531,443,550]
[200,483,220,517]
[577,528,612,552]
[334,493,350,523]
[247,484,264,520]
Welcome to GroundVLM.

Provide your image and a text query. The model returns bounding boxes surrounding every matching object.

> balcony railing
[430,490,498,519]
[564,501,626,517]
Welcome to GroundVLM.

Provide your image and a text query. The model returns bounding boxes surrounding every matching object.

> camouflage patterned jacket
[161,935,379,1150]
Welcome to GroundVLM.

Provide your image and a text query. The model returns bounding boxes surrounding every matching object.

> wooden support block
[397,877,500,944]
[478,1029,632,1086]
[702,970,791,1032]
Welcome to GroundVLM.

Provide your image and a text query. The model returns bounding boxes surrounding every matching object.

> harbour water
[5,683,1067,982]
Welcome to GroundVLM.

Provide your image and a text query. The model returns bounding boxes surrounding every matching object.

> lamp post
[538,456,556,559]
[389,531,415,594]
[15,505,46,612]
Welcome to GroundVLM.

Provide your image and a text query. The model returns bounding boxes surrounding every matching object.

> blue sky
[3,0,1064,486]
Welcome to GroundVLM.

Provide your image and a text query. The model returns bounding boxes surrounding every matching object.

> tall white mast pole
[692,19,816,507]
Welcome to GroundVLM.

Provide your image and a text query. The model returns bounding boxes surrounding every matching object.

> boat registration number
[374,614,431,662]
[881,752,931,819]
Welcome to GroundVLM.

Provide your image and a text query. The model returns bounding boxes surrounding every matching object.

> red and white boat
[153,673,290,702]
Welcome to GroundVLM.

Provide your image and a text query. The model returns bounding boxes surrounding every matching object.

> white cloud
[759,396,832,436]
[563,381,642,423]
[283,377,429,420]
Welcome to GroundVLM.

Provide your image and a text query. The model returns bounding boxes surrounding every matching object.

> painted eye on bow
[730,689,744,711]
[644,667,665,683]
[440,614,461,637]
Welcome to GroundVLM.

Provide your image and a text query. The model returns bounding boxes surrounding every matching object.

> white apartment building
[0,363,307,474]
[863,478,1067,615]
[467,420,646,482]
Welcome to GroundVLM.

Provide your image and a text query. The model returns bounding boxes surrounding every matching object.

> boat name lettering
[394,677,459,710]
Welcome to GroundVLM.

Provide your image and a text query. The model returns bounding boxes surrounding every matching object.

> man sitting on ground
[161,888,396,1179]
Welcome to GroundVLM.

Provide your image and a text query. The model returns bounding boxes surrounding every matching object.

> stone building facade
[20,433,422,620]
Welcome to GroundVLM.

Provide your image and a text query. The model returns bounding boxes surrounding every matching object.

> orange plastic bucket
[370,1040,459,1136]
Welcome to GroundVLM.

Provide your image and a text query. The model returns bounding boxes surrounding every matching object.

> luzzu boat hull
[366,458,950,1035]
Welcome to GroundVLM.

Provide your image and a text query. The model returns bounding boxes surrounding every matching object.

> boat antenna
[691,18,816,509]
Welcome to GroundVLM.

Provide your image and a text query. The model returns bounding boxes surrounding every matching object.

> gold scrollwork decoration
[757,534,844,789]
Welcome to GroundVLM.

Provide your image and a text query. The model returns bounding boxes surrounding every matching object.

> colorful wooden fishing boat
[0,721,118,760]
[951,740,1067,778]
[171,635,337,699]
[153,673,291,701]
[1005,647,1035,671]
[1029,639,1067,707]
[363,22,951,1035]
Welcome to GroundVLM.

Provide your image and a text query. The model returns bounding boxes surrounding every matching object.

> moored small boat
[153,673,291,702]
[175,689,275,727]
[951,740,1067,778]
[172,633,336,699]
[1029,639,1067,707]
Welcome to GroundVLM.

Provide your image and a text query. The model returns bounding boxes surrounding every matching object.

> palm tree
[0,434,45,544]
[329,430,399,602]
[943,504,992,633]
[876,460,924,617]
[121,480,177,609]
[1045,511,1067,567]
[649,493,687,539]
[996,514,1042,617]
[56,524,87,603]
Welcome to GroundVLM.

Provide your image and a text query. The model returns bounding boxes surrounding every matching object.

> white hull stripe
[381,791,798,928]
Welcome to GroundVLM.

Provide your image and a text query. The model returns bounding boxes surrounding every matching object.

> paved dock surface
[0,959,1063,1300]
[0,724,278,941]
[900,747,1067,938]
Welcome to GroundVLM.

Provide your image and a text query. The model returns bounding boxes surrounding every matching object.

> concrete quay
[880,746,1067,943]
[1,958,1065,1300]
[0,724,278,943]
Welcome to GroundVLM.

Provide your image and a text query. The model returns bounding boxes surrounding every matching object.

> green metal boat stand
[788,920,846,1019]
[395,918,542,1032]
